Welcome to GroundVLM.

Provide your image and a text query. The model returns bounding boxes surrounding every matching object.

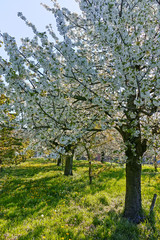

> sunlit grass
[0,159,159,239]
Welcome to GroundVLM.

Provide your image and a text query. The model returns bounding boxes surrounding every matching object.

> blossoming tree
[0,0,160,223]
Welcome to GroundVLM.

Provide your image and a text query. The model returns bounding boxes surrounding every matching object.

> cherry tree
[0,0,160,223]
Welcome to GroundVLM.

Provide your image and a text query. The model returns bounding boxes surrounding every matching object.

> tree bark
[123,159,143,223]
[63,145,75,176]
[101,151,105,163]
[64,155,73,176]
[118,94,147,223]
[64,149,74,176]
[122,136,147,223]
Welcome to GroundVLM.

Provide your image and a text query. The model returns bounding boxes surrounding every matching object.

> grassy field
[0,158,160,240]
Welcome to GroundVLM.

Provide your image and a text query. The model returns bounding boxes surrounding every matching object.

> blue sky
[0,0,80,58]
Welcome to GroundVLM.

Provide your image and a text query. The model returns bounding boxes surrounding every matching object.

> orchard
[0,0,160,224]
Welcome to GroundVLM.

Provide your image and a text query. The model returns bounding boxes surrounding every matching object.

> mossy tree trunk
[64,155,73,176]
[64,147,74,176]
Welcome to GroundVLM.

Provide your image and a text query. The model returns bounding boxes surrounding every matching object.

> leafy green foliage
[0,94,28,166]
[0,126,34,167]
[0,126,24,165]
[0,159,159,239]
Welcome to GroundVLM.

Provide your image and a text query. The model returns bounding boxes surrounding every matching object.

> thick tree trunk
[122,135,147,223]
[118,95,147,223]
[64,154,73,176]
[123,160,143,223]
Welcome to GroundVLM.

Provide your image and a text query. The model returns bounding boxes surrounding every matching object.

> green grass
[0,159,160,240]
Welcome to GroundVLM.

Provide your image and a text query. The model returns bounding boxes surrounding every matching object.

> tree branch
[119,0,124,17]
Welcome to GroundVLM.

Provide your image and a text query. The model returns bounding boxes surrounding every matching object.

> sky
[0,0,80,58]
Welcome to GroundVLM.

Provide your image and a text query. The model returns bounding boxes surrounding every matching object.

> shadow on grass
[0,160,160,239]
[90,209,158,240]
[109,217,139,240]
[148,211,157,234]
[71,209,140,240]
[142,166,160,179]
[18,225,45,240]
[0,163,89,232]
[0,164,62,179]
[106,210,158,240]
[0,161,132,239]
[98,168,125,181]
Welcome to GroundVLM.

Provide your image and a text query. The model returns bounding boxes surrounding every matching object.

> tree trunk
[64,154,73,176]
[118,95,147,223]
[63,145,75,176]
[89,161,92,184]
[121,134,147,223]
[153,156,158,172]
[57,157,61,166]
[101,151,105,163]
[123,159,143,223]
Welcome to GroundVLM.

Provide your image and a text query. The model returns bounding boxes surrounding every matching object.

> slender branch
[35,100,69,130]
[18,50,51,81]
[119,0,124,17]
